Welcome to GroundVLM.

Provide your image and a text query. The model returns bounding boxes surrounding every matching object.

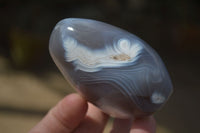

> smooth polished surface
[49,18,173,118]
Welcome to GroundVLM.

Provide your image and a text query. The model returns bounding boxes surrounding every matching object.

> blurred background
[0,0,200,132]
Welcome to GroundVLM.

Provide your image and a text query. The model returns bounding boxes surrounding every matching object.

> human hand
[29,93,156,133]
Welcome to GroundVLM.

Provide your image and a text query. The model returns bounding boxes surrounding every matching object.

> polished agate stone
[49,18,173,118]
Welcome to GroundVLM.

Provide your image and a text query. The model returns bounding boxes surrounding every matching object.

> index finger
[130,116,156,133]
[29,93,88,133]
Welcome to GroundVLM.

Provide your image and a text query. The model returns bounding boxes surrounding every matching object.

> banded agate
[49,18,173,118]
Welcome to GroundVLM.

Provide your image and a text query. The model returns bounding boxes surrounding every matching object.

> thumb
[29,93,88,133]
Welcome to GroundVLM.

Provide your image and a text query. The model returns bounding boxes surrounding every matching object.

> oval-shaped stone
[49,18,173,118]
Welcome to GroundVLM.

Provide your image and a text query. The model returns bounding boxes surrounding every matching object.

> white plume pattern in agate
[49,18,173,118]
[63,37,142,72]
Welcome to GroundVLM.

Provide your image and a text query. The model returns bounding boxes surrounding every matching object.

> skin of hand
[29,93,156,133]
